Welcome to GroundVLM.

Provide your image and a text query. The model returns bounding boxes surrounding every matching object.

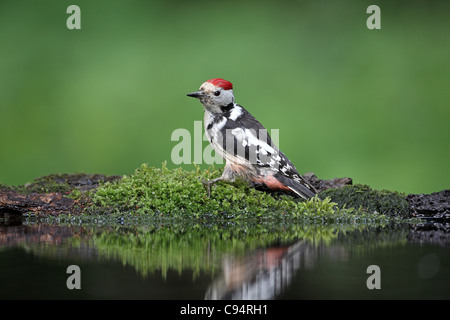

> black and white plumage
[187,78,317,199]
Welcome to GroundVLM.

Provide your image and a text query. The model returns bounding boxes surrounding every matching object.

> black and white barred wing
[226,126,281,169]
[221,112,298,177]
[227,126,316,196]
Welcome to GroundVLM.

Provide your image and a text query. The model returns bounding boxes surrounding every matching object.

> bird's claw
[199,178,220,198]
[198,178,212,198]
[202,179,212,198]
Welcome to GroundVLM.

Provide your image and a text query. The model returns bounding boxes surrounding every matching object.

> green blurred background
[1,0,449,194]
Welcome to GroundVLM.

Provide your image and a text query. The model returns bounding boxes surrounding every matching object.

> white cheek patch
[217,89,234,106]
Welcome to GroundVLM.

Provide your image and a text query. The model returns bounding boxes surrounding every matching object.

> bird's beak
[187,90,205,98]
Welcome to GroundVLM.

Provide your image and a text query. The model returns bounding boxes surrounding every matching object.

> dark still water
[0,216,449,300]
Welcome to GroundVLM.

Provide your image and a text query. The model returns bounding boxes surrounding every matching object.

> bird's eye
[214,90,221,96]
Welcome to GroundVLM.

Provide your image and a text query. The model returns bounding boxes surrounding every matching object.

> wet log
[0,191,77,215]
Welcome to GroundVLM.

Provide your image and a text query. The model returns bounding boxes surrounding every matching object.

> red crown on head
[206,78,233,90]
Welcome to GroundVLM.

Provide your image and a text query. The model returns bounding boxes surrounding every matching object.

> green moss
[0,183,14,192]
[18,174,76,194]
[2,164,407,222]
[3,173,119,196]
[90,163,386,222]
[319,184,410,218]
[0,174,75,194]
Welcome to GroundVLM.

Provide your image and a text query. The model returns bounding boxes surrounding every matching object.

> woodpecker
[187,78,317,199]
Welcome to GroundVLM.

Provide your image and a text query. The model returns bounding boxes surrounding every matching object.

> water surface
[0,215,448,299]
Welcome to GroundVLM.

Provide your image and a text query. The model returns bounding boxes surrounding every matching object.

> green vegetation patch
[2,163,407,222]
[89,163,387,223]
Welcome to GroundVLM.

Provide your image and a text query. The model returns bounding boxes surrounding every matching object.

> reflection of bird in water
[205,241,311,300]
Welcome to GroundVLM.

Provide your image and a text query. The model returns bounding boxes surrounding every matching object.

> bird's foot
[200,177,222,198]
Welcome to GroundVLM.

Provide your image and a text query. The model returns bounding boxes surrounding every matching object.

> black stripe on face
[220,103,234,113]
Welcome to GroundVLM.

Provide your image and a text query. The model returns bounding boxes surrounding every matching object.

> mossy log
[0,169,448,219]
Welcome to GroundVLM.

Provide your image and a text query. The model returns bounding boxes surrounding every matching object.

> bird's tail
[275,173,317,199]
[253,173,317,199]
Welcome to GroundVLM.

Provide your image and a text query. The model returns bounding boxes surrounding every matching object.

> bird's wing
[219,109,277,166]
[220,108,317,195]
[220,109,295,174]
